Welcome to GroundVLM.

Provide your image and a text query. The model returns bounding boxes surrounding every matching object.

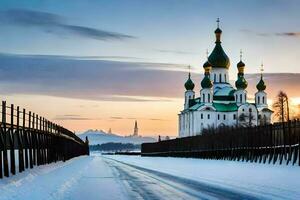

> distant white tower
[133,120,138,136]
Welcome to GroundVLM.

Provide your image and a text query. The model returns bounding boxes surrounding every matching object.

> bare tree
[272,91,290,123]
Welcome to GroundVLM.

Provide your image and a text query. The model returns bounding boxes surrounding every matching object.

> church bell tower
[133,120,138,136]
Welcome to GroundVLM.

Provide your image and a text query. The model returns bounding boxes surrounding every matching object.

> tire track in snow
[104,157,264,200]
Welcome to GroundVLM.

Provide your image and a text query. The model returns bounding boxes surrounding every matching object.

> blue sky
[1,0,300,73]
[0,0,299,135]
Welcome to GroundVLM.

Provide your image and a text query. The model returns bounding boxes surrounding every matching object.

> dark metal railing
[0,101,89,178]
[142,120,300,166]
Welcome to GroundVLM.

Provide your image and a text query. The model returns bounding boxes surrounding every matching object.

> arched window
[258,96,260,104]
[208,114,210,119]
[202,94,205,102]
[249,108,252,112]
[262,96,265,104]
[224,74,227,82]
[218,114,220,120]
[214,74,216,82]
[219,74,222,82]
[240,94,242,102]
[208,93,210,102]
[233,114,236,120]
[201,113,203,119]
[223,115,226,120]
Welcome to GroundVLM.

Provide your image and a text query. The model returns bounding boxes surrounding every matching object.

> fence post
[2,101,9,177]
[32,113,36,166]
[23,108,28,169]
[42,117,46,165]
[10,104,16,175]
[36,115,40,166]
[28,111,33,168]
[17,106,25,172]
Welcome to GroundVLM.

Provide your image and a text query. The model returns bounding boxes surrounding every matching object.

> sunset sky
[0,0,300,136]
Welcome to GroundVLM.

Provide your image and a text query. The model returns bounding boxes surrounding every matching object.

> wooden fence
[141,120,300,166]
[0,101,89,178]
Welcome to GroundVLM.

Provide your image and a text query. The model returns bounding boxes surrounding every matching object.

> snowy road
[0,154,299,200]
[104,157,259,200]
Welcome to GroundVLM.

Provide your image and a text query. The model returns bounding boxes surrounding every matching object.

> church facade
[178,22,273,138]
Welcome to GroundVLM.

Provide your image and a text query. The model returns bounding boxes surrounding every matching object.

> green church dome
[207,28,230,69]
[237,60,245,68]
[201,74,213,89]
[184,73,195,90]
[256,76,266,91]
[203,61,211,68]
[214,27,222,34]
[235,75,248,89]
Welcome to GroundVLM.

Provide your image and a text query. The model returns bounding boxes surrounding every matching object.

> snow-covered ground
[104,155,300,200]
[0,155,127,200]
[1,153,300,200]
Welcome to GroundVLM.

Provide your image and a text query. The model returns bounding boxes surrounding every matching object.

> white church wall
[234,90,247,105]
[255,91,267,108]
[215,112,237,127]
[210,68,229,83]
[184,90,195,109]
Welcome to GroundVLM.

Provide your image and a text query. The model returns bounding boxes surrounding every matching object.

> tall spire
[133,120,138,136]
[216,18,220,28]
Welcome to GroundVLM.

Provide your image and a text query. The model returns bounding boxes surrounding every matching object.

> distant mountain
[77,129,156,145]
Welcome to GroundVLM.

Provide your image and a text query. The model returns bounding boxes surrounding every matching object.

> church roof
[213,102,238,112]
[213,83,235,101]
[189,103,204,111]
[257,107,273,113]
[188,102,238,112]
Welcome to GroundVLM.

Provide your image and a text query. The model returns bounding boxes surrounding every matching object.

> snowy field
[0,153,299,200]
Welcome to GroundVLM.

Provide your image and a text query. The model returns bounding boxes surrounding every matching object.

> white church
[178,21,273,138]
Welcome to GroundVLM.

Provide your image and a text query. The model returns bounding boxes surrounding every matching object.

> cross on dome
[187,65,191,75]
[240,49,243,61]
[260,63,264,74]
